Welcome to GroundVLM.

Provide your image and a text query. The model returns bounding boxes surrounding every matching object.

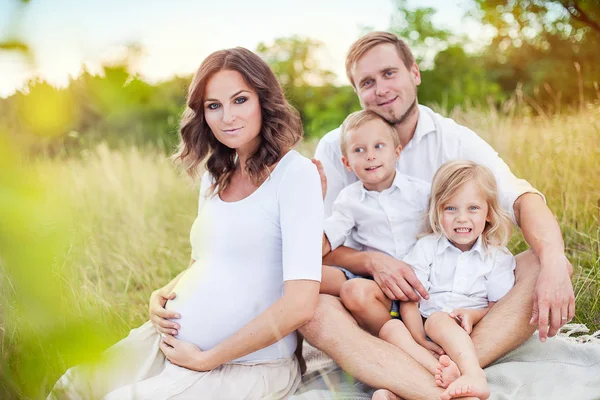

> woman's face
[203,69,262,156]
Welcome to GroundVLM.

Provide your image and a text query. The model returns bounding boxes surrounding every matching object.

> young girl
[374,160,515,400]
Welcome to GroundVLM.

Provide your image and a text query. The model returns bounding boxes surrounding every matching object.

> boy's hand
[449,308,475,334]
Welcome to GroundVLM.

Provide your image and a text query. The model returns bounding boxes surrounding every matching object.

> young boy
[320,110,434,342]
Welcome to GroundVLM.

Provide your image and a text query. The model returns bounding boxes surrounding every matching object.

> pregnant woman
[49,47,323,399]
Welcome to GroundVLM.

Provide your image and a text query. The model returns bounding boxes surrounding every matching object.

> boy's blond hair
[423,160,513,249]
[340,110,400,157]
[345,31,415,88]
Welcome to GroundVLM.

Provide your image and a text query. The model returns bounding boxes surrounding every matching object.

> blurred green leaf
[0,40,29,53]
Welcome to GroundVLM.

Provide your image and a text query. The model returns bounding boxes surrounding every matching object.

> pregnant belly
[164,263,275,351]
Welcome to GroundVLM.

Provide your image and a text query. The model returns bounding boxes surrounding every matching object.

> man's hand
[311,158,327,200]
[149,287,180,335]
[368,252,429,302]
[160,334,216,372]
[530,254,575,342]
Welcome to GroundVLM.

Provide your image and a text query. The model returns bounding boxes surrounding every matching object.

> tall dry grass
[1,106,599,398]
[447,104,600,327]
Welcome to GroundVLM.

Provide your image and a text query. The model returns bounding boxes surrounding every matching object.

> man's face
[351,43,421,125]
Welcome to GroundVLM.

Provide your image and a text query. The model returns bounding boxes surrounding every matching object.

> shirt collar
[359,186,368,202]
[411,105,436,147]
[359,185,384,201]
[436,234,486,260]
[390,171,406,191]
[358,171,402,201]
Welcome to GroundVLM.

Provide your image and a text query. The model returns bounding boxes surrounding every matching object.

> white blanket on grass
[292,324,600,400]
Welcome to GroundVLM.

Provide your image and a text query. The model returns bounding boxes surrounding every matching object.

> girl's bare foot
[440,370,490,400]
[434,355,461,388]
[372,388,403,400]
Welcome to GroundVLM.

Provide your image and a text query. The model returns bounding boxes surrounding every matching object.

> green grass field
[1,106,599,398]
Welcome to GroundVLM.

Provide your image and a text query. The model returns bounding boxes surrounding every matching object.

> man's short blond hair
[340,110,400,156]
[345,31,415,88]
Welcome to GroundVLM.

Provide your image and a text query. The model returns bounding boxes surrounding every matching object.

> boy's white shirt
[315,105,545,221]
[324,171,430,260]
[403,234,516,318]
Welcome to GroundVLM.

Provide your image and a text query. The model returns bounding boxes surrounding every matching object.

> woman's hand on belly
[160,333,216,372]
[149,287,181,335]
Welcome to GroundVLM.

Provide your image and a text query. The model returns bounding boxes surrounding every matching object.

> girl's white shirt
[165,150,323,363]
[403,233,516,318]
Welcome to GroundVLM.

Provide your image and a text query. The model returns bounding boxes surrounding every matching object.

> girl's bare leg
[425,312,490,400]
[380,320,460,388]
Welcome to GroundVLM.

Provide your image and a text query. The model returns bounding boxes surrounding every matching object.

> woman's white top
[403,234,516,318]
[323,171,430,259]
[165,150,323,363]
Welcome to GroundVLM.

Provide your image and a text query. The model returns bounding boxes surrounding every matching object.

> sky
[0,0,491,97]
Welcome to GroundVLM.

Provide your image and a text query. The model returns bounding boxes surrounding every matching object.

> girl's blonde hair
[423,160,513,249]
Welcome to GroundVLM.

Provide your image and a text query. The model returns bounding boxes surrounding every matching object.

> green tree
[386,0,502,109]
[420,46,504,109]
[473,0,600,108]
[256,37,359,138]
[388,0,453,68]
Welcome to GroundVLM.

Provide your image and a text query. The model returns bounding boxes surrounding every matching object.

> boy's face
[342,118,401,192]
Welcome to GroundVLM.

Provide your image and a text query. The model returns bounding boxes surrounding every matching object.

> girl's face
[203,69,262,157]
[440,180,490,252]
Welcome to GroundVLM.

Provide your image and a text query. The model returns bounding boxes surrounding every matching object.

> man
[300,31,574,399]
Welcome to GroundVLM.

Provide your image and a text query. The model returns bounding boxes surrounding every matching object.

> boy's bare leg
[426,312,490,400]
[340,278,392,335]
[320,265,347,296]
[299,294,444,400]
[379,320,460,388]
[379,320,441,375]
[471,250,539,367]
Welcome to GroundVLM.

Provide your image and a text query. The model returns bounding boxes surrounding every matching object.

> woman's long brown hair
[174,47,302,195]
